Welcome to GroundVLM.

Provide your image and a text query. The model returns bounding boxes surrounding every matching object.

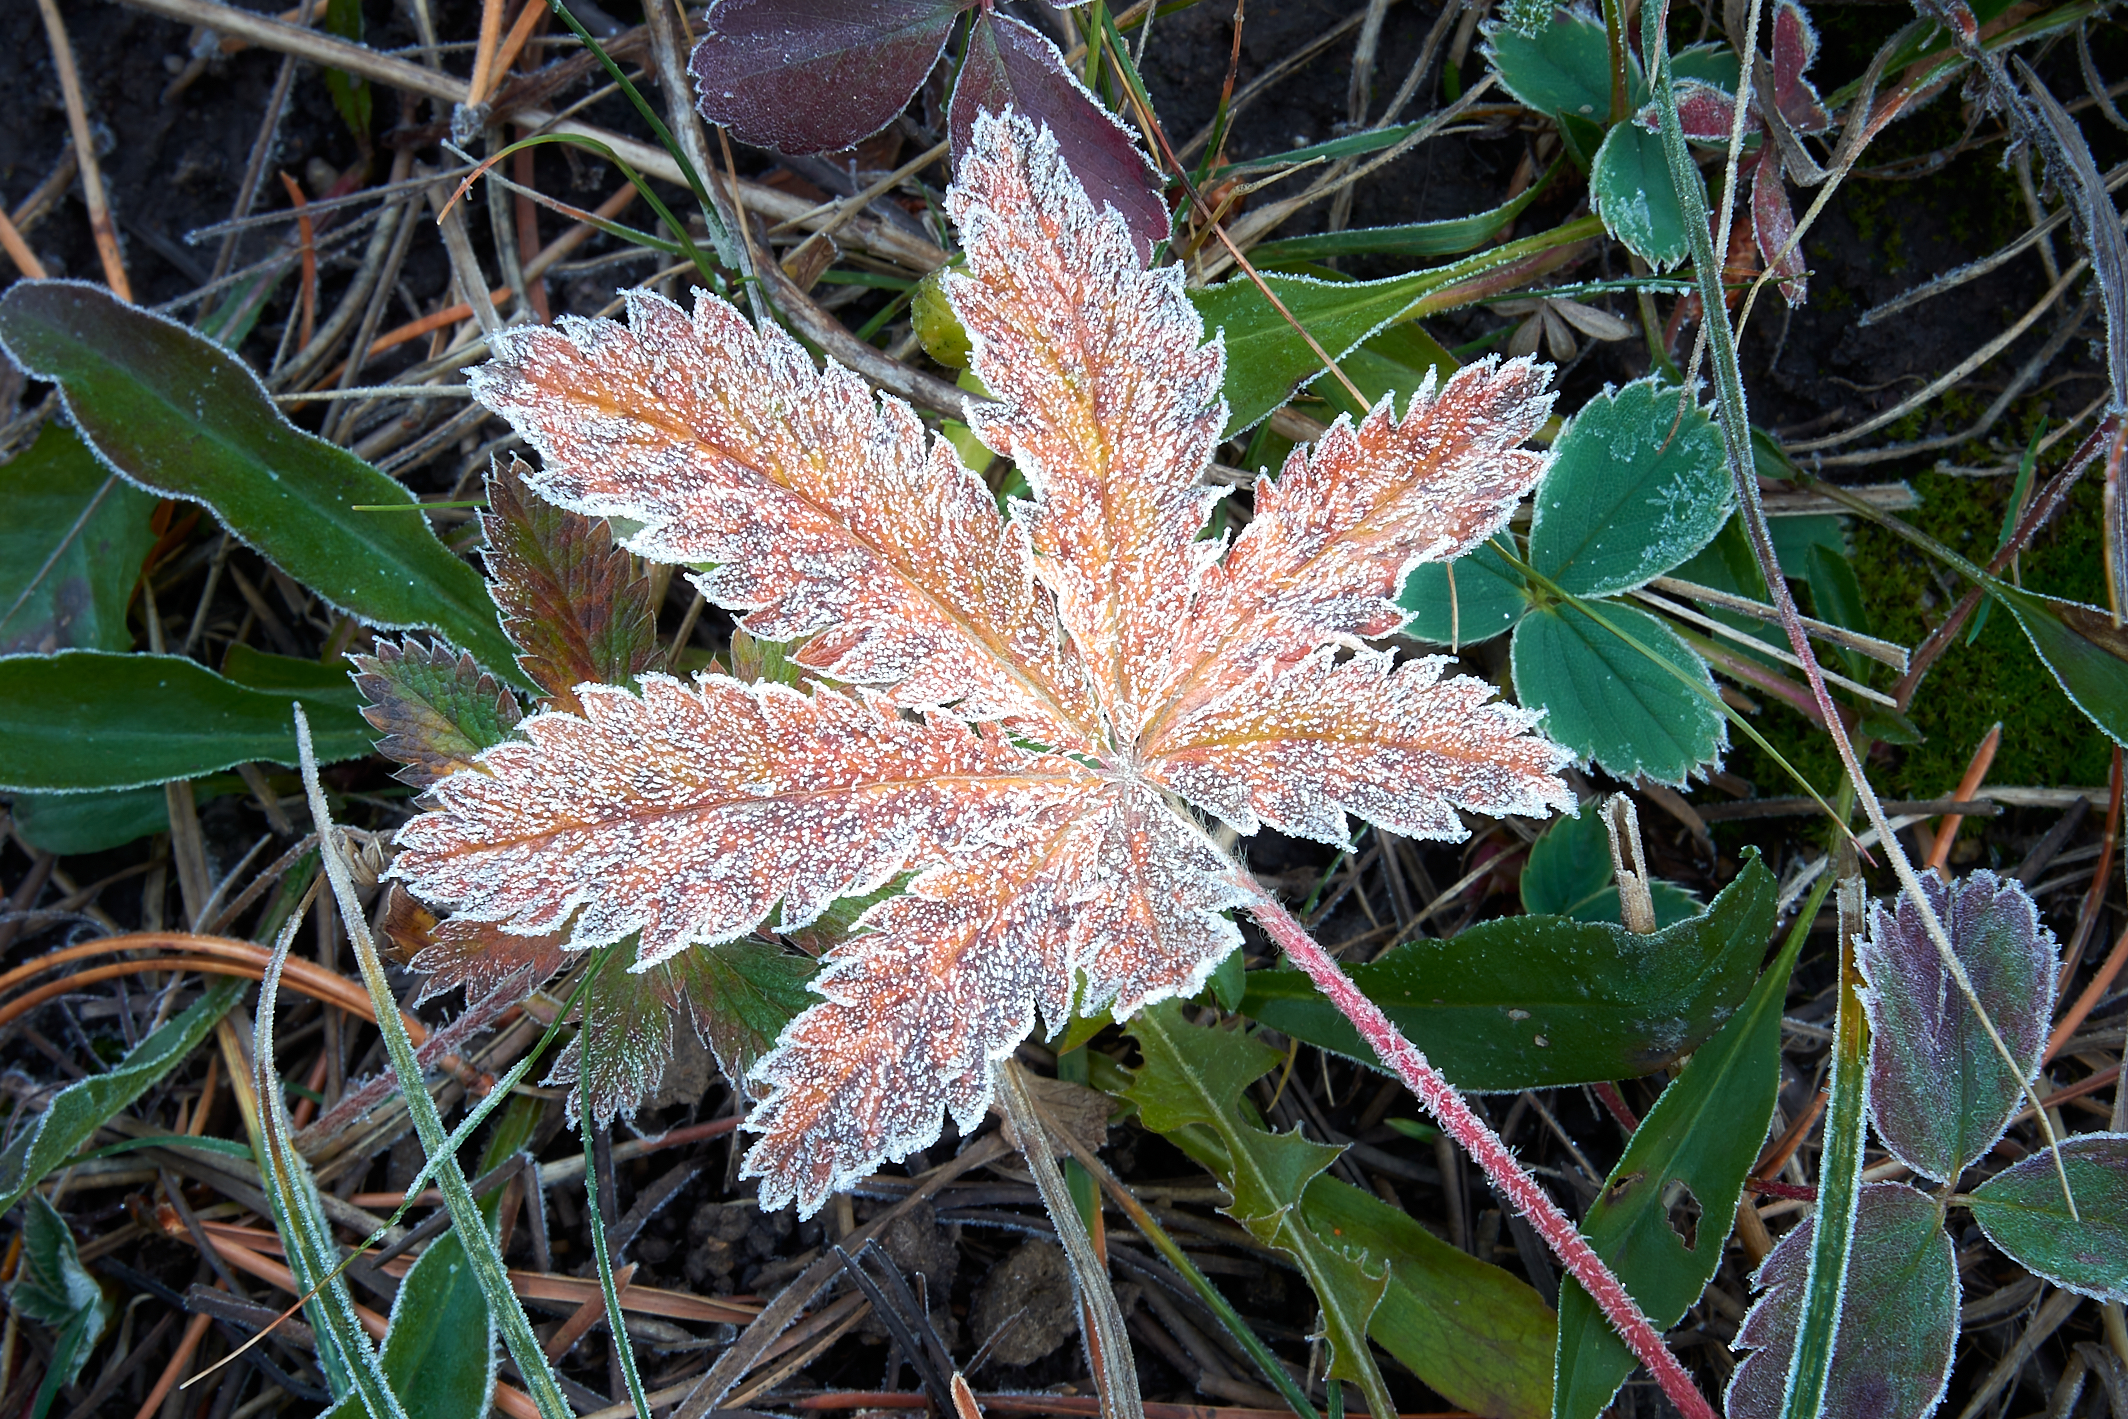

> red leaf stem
[1239,877,1717,1419]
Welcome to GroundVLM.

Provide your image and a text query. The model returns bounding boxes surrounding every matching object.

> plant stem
[1237,877,1717,1419]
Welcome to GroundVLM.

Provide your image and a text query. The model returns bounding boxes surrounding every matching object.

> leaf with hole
[1299,1176,1558,1419]
[1590,122,1703,270]
[1858,869,2056,1183]
[0,281,524,680]
[1400,535,1530,646]
[1120,1001,1398,1419]
[0,420,155,656]
[1725,1182,1957,1419]
[1530,376,1729,597]
[1519,806,1702,926]
[1510,599,1727,784]
[688,0,971,154]
[1966,1133,2128,1301]
[1550,888,1799,1419]
[0,650,374,792]
[1239,850,1773,1092]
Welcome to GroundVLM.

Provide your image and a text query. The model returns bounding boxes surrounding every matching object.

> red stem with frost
[1240,877,1717,1419]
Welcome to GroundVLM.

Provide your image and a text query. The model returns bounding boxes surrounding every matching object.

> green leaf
[1509,600,1726,784]
[1590,124,1701,270]
[1239,851,1774,1092]
[1304,322,1458,425]
[10,1195,113,1419]
[1551,876,1800,1419]
[322,0,372,139]
[1984,581,2128,745]
[1967,1133,2128,1301]
[0,650,373,791]
[353,638,524,790]
[481,455,663,713]
[325,1225,497,1419]
[1725,1183,1956,1419]
[222,644,365,711]
[1121,1002,1398,1419]
[1519,806,1702,926]
[553,938,815,1121]
[1251,163,1562,263]
[0,421,156,655]
[1298,1176,1558,1419]
[0,281,524,680]
[1195,269,1445,437]
[0,976,245,1215]
[1400,535,1529,646]
[1802,544,1872,679]
[10,778,235,855]
[1482,7,1641,122]
[1531,377,1728,597]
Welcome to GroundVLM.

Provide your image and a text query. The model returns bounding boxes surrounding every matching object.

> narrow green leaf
[0,977,246,1215]
[322,0,372,138]
[1509,600,1726,784]
[0,421,156,655]
[1519,807,1702,926]
[1968,1133,2128,1301]
[1122,1003,1398,1419]
[11,1194,113,1419]
[1531,376,1729,597]
[10,778,231,855]
[1250,163,1562,263]
[1984,581,2128,745]
[1726,1183,1956,1419]
[0,281,524,679]
[1400,535,1530,646]
[0,650,373,791]
[325,1225,498,1419]
[1239,852,1774,1093]
[1298,1176,1557,1419]
[1801,544,1872,679]
[1550,866,1803,1419]
[1303,321,1458,425]
[1590,123,1701,271]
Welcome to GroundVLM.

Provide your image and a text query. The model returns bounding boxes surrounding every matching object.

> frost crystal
[391,110,1573,1215]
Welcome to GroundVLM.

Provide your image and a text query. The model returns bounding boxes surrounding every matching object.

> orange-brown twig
[1925,722,2002,876]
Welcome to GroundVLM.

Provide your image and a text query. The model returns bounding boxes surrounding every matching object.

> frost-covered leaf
[1726,1182,1957,1419]
[1483,5,1637,122]
[1520,805,1702,926]
[9,1194,111,1419]
[1532,377,1729,597]
[354,639,523,791]
[1751,146,1808,306]
[381,886,565,1008]
[481,455,662,713]
[667,938,819,1089]
[1967,1134,2128,1301]
[1509,600,1726,784]
[1769,0,1833,133]
[688,0,969,155]
[950,10,1169,258]
[0,421,155,655]
[1590,123,1703,271]
[1858,869,2056,1183]
[399,111,1570,1216]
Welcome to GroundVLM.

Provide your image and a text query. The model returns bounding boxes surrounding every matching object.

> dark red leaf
[482,454,663,714]
[689,0,969,154]
[1770,0,1832,133]
[1750,144,1806,306]
[950,10,1169,258]
[380,884,567,1007]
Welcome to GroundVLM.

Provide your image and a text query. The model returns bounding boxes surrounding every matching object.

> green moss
[1723,470,2112,801]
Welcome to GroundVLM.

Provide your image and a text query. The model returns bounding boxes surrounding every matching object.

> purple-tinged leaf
[1769,0,1833,134]
[381,885,566,1008]
[688,0,968,154]
[1660,79,1753,141]
[1750,144,1806,306]
[1726,1182,1957,1419]
[1857,869,2057,1184]
[353,638,523,791]
[481,455,662,715]
[950,11,1169,258]
[1968,1134,2128,1302]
